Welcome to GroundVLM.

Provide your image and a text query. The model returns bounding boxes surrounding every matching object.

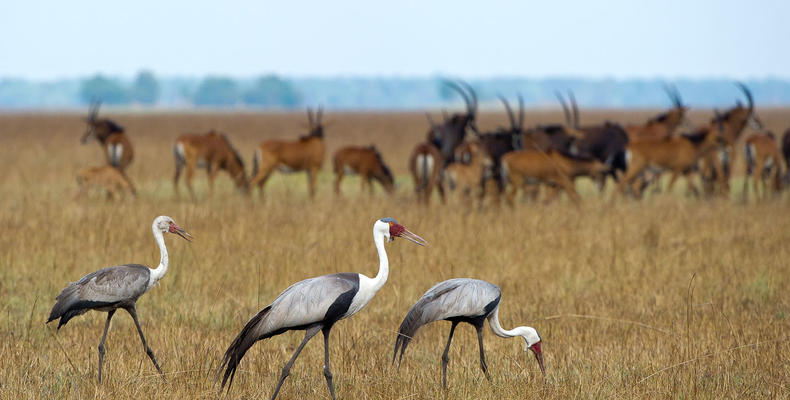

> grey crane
[393,278,544,388]
[220,218,426,400]
[47,215,192,383]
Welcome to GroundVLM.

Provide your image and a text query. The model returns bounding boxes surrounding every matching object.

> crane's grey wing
[47,264,151,329]
[220,272,359,392]
[393,278,501,364]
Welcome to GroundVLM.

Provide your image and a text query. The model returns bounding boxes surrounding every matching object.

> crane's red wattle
[390,224,405,237]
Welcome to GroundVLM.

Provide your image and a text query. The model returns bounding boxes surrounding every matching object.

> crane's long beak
[172,225,193,242]
[530,342,545,376]
[398,227,427,246]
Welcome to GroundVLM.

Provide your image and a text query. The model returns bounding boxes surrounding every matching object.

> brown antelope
[250,108,326,199]
[700,83,763,194]
[76,165,136,200]
[444,141,491,201]
[501,149,608,205]
[624,85,688,141]
[80,101,134,172]
[173,130,248,199]
[742,132,783,199]
[617,122,723,198]
[333,145,394,195]
[409,142,445,204]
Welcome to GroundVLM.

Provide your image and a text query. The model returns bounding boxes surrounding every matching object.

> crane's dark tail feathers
[220,306,271,393]
[46,284,93,330]
[392,304,428,367]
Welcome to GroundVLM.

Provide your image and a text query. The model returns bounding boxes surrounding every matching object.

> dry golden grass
[1,110,789,399]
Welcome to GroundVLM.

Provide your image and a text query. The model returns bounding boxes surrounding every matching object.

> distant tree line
[79,71,302,108]
[3,74,790,109]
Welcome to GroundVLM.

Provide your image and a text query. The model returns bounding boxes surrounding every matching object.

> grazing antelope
[250,108,326,199]
[173,130,248,199]
[76,165,136,200]
[700,83,763,194]
[409,142,445,204]
[624,85,688,141]
[333,145,395,195]
[443,141,491,202]
[502,149,608,205]
[617,122,723,198]
[80,101,134,172]
[428,80,478,166]
[742,132,783,199]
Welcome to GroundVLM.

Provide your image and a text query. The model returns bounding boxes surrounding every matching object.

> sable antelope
[393,278,544,389]
[173,130,248,199]
[624,85,688,141]
[76,165,137,200]
[220,218,426,400]
[428,80,479,166]
[617,122,723,198]
[250,108,326,199]
[80,101,134,172]
[443,141,491,202]
[501,149,609,205]
[742,132,783,199]
[700,83,763,194]
[47,216,192,383]
[475,96,527,199]
[556,92,629,191]
[333,145,395,195]
[409,142,445,204]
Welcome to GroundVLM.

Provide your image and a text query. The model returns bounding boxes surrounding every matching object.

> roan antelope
[409,141,445,204]
[250,108,326,199]
[80,100,134,172]
[783,128,790,185]
[76,165,136,200]
[333,145,395,195]
[173,130,248,199]
[501,149,609,205]
[742,132,783,199]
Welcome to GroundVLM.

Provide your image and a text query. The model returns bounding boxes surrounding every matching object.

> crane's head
[154,216,193,242]
[376,218,427,246]
[520,326,545,376]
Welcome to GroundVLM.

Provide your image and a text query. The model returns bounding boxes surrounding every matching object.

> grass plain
[0,109,789,399]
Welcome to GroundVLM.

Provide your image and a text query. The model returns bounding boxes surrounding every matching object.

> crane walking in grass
[393,278,545,388]
[47,216,192,383]
[220,218,426,400]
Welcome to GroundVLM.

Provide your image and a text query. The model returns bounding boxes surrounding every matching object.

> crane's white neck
[368,229,389,294]
[149,224,169,286]
[488,307,540,351]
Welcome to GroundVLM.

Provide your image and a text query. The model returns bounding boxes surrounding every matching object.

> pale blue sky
[1,0,787,80]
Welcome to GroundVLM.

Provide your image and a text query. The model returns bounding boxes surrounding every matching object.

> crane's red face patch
[168,222,178,233]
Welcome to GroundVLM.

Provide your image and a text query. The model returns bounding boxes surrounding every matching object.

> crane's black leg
[475,323,492,382]
[322,326,337,400]
[441,321,459,389]
[97,310,115,383]
[270,325,321,400]
[126,306,165,381]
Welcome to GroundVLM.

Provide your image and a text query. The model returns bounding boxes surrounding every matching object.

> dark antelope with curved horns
[427,80,478,166]
[80,100,134,173]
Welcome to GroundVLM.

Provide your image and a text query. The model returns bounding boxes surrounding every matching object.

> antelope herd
[76,82,789,204]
